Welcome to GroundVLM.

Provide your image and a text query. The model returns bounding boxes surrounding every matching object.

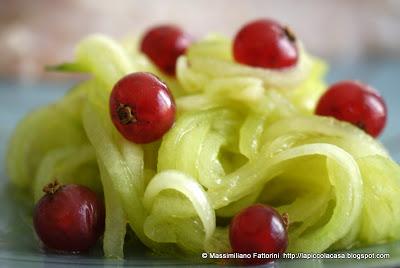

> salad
[6,18,400,265]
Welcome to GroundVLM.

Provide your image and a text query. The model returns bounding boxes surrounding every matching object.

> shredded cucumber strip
[6,83,88,189]
[98,161,126,259]
[282,56,327,113]
[186,34,233,61]
[143,170,216,242]
[208,143,363,252]
[158,109,242,188]
[176,56,209,94]
[184,36,312,89]
[74,37,154,247]
[187,54,311,89]
[263,116,388,157]
[33,145,99,202]
[74,35,135,89]
[357,156,400,244]
[204,77,264,103]
[83,100,153,247]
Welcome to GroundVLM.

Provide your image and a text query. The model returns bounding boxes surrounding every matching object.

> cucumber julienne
[6,34,400,258]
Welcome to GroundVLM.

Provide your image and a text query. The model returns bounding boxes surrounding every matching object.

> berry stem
[43,180,63,195]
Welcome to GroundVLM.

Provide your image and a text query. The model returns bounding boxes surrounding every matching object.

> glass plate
[1,60,400,267]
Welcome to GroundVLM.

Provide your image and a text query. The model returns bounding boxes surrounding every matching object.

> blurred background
[0,0,399,81]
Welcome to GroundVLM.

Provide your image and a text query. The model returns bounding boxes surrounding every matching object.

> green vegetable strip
[204,77,264,103]
[186,43,312,89]
[197,133,225,189]
[119,137,145,194]
[262,116,388,157]
[174,122,210,179]
[82,100,153,247]
[205,227,230,253]
[186,34,233,61]
[158,109,241,187]
[72,36,154,247]
[208,143,363,252]
[175,94,218,114]
[98,161,126,259]
[6,84,88,189]
[74,35,135,89]
[216,191,261,218]
[260,155,332,240]
[239,114,268,158]
[282,57,327,113]
[33,145,99,202]
[176,57,209,94]
[296,152,362,251]
[143,170,216,242]
[357,156,400,244]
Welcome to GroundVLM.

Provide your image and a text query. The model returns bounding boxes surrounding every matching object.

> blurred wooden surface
[0,0,399,80]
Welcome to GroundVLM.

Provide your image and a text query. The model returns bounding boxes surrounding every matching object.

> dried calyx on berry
[42,180,63,195]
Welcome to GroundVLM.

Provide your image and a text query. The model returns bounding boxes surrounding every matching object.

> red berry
[229,204,288,265]
[109,72,176,144]
[140,25,192,76]
[315,80,387,137]
[33,182,105,253]
[233,19,298,69]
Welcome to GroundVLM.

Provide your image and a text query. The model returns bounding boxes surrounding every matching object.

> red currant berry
[33,181,105,253]
[315,80,387,137]
[233,19,298,69]
[109,72,176,144]
[140,25,192,76]
[229,204,288,265]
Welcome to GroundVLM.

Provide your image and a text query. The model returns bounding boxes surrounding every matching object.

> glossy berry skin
[33,183,105,253]
[316,80,387,137]
[140,25,192,76]
[110,72,176,144]
[229,204,288,265]
[233,19,298,69]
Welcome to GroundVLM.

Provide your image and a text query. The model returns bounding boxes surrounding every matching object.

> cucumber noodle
[6,34,400,258]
